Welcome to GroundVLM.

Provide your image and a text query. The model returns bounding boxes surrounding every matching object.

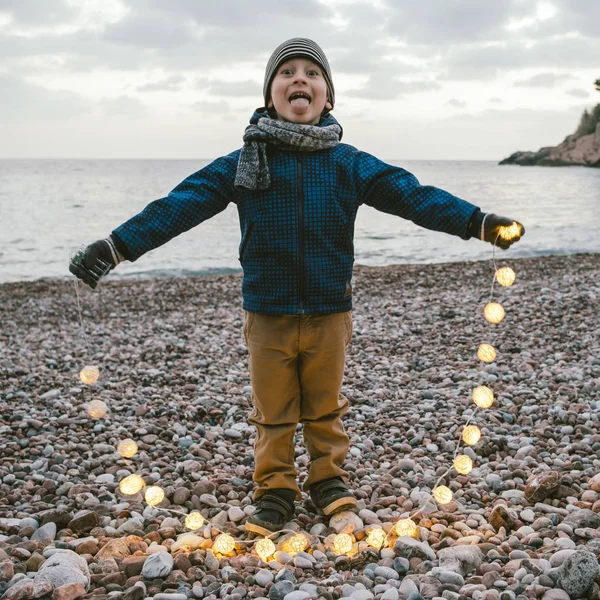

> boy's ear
[267,99,273,108]
[325,100,333,110]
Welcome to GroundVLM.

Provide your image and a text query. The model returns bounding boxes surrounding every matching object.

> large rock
[39,510,72,529]
[556,547,599,598]
[0,560,14,582]
[524,471,561,503]
[53,582,87,600]
[31,522,57,543]
[392,537,436,562]
[171,534,204,552]
[34,550,90,590]
[4,579,53,600]
[562,509,600,530]
[95,538,131,561]
[500,124,600,168]
[329,511,364,534]
[67,511,99,533]
[488,504,518,532]
[141,552,173,579]
[437,545,483,576]
[588,473,600,492]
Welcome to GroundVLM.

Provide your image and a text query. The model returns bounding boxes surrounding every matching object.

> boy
[71,38,524,536]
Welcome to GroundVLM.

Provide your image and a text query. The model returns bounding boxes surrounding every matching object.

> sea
[1,159,598,284]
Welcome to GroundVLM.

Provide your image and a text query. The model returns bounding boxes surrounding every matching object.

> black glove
[482,214,525,249]
[468,210,525,250]
[69,237,123,289]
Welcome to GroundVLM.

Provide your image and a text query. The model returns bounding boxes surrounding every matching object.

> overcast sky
[1,0,598,160]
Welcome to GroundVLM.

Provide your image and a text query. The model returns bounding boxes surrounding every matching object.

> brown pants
[243,311,352,501]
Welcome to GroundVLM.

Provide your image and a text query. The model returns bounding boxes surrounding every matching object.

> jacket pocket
[238,212,262,263]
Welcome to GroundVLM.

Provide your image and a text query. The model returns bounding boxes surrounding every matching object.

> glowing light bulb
[433,485,453,504]
[333,533,353,555]
[79,366,100,385]
[477,344,496,363]
[255,538,276,562]
[290,534,308,553]
[144,486,165,507]
[463,425,481,446]
[472,385,494,408]
[484,302,505,324]
[119,474,145,495]
[117,438,138,458]
[185,512,205,530]
[496,267,516,287]
[213,533,235,555]
[454,454,473,475]
[393,518,418,538]
[498,222,523,241]
[366,528,387,550]
[87,399,108,419]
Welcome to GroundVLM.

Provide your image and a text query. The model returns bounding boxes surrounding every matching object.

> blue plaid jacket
[113,112,479,315]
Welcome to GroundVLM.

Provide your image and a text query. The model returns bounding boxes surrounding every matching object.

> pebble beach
[1,253,599,600]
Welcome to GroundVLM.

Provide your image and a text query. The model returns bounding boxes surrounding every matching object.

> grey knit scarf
[235,115,342,190]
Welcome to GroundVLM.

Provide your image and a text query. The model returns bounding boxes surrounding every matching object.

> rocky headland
[1,254,600,600]
[500,119,600,168]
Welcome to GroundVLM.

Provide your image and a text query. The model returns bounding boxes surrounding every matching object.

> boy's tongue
[290,97,310,111]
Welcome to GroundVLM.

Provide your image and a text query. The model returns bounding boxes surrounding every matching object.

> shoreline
[1,253,599,599]
[1,251,598,290]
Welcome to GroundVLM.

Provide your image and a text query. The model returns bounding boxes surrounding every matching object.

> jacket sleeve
[112,151,240,262]
[354,150,479,240]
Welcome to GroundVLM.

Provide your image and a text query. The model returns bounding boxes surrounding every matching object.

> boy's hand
[69,238,123,288]
[482,214,525,249]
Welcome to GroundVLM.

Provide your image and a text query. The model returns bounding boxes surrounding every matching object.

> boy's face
[267,57,332,126]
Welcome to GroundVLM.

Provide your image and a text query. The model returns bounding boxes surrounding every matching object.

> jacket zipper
[297,154,305,314]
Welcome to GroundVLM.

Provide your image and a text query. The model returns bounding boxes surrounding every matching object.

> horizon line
[0,157,503,162]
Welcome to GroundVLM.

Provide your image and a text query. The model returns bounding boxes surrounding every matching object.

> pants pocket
[243,311,256,345]
[343,311,353,346]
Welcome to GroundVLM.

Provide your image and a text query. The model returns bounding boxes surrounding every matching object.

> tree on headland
[574,79,600,136]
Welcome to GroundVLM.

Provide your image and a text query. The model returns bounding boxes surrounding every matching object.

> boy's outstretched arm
[355,152,524,249]
[70,153,239,288]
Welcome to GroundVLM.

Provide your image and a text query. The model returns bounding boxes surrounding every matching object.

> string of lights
[74,223,522,563]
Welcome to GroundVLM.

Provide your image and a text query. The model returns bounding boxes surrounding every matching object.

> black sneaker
[244,489,296,536]
[310,477,358,516]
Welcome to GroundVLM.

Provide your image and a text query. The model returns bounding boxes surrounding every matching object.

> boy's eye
[280,68,319,76]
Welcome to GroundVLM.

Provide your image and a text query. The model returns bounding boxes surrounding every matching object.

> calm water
[0,159,598,283]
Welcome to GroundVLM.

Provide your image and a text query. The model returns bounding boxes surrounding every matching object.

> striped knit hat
[263,38,335,110]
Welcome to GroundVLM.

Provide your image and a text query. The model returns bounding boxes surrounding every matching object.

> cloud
[201,79,262,97]
[513,72,574,87]
[98,95,147,117]
[384,0,531,45]
[446,99,466,108]
[565,88,590,98]
[137,75,186,92]
[102,13,197,48]
[346,71,441,100]
[137,0,333,27]
[442,35,600,80]
[0,0,78,26]
[190,100,230,114]
[0,75,90,122]
[518,0,600,39]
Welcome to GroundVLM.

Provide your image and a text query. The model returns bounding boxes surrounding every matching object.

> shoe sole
[244,520,282,537]
[321,496,358,516]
